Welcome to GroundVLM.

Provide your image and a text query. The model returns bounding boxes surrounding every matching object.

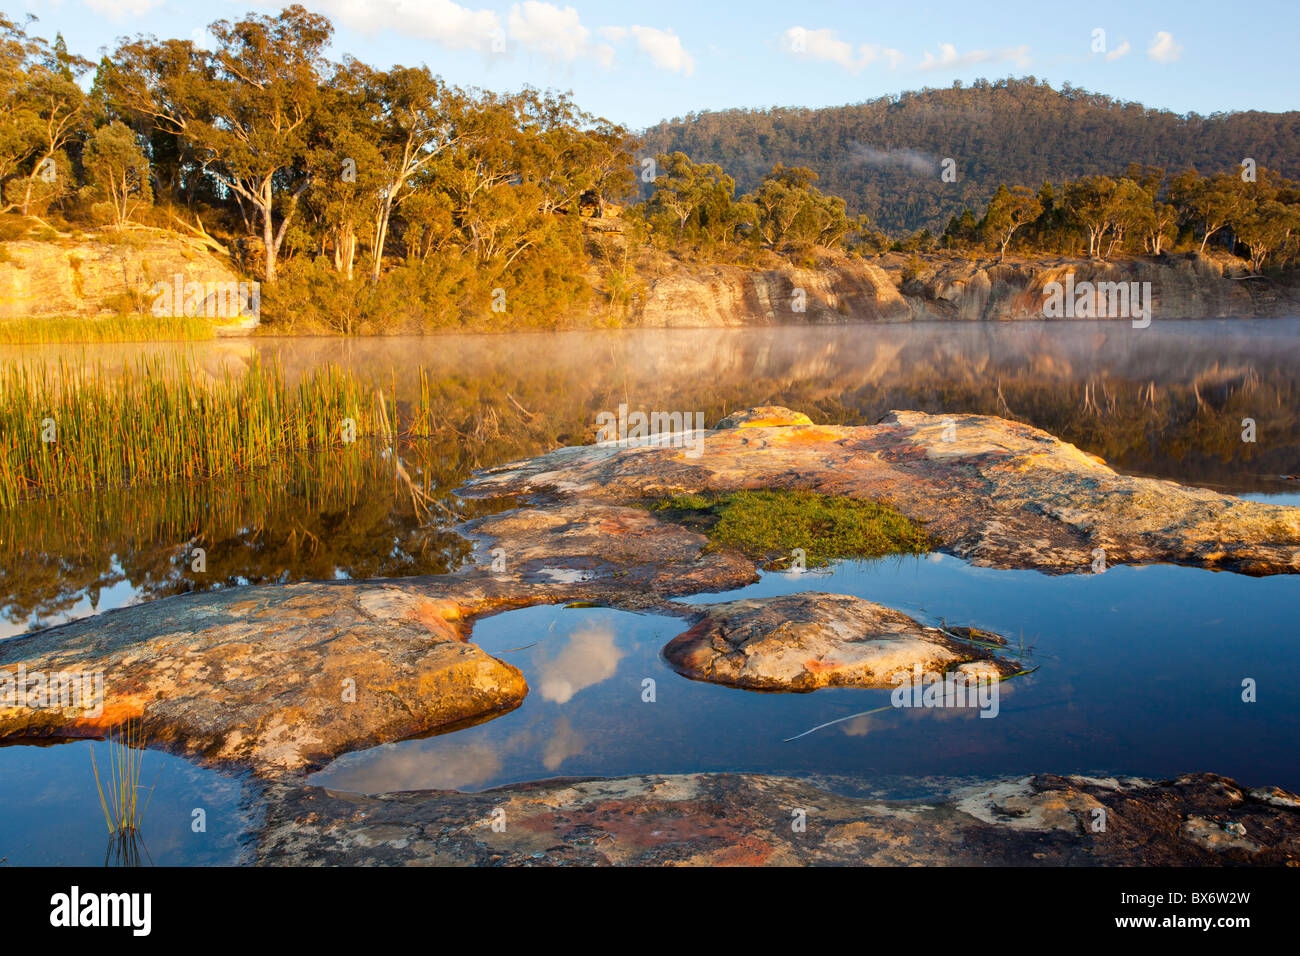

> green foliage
[640,151,739,246]
[980,184,1042,260]
[0,14,91,218]
[82,122,153,228]
[6,13,1299,336]
[643,77,1300,235]
[637,156,864,252]
[650,489,930,568]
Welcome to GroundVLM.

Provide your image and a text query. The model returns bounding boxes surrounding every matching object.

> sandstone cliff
[888,253,1300,321]
[0,229,242,320]
[624,251,1300,326]
[629,254,914,326]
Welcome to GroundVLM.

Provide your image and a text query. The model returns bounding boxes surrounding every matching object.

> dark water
[310,552,1300,798]
[2,319,1299,864]
[0,741,256,866]
[4,319,1299,637]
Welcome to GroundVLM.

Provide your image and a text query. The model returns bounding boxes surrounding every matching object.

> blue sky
[14,0,1298,129]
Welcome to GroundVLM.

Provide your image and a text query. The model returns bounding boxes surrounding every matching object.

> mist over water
[4,319,1297,637]
[2,319,1299,862]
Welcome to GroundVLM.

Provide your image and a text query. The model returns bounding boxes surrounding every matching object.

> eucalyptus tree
[0,15,39,208]
[0,19,90,216]
[982,184,1042,261]
[103,6,332,281]
[745,164,857,248]
[363,63,467,282]
[83,121,153,228]
[1170,171,1248,255]
[644,151,735,240]
[1234,199,1300,272]
[1063,175,1118,258]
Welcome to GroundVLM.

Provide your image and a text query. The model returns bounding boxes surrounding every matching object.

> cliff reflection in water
[2,319,1297,634]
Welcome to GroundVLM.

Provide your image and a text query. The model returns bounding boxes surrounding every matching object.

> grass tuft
[90,718,155,838]
[651,489,930,568]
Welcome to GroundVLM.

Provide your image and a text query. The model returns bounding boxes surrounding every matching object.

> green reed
[0,354,425,506]
[90,718,154,837]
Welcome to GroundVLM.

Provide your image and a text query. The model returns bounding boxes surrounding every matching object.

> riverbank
[3,224,1298,339]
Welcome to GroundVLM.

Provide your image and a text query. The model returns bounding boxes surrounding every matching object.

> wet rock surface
[6,405,1300,864]
[0,582,528,776]
[664,592,1018,691]
[463,407,1300,575]
[255,771,1300,866]
[0,502,754,775]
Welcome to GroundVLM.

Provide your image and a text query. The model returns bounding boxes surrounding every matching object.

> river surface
[2,319,1298,864]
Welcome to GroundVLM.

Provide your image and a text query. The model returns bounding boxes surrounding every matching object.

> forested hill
[640,78,1300,234]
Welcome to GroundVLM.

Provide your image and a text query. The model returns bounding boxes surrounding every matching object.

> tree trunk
[262,207,276,283]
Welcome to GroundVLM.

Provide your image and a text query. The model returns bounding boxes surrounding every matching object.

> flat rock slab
[665,592,1017,691]
[255,771,1300,866]
[462,407,1300,574]
[0,502,756,775]
[0,582,527,777]
[454,501,757,610]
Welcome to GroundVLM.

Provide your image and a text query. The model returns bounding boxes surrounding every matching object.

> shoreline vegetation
[2,10,1299,340]
[0,314,215,345]
[0,354,442,505]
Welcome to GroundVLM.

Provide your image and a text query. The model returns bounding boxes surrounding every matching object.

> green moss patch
[650,489,930,569]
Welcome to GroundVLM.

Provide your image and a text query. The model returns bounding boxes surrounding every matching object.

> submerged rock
[255,771,1300,866]
[664,592,1018,691]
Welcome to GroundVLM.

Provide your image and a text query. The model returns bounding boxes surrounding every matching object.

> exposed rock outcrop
[633,255,913,327]
[664,593,1018,691]
[463,407,1300,575]
[255,771,1300,866]
[0,582,528,776]
[5,407,1298,778]
[0,230,246,323]
[621,249,1300,327]
[712,405,813,429]
[0,502,757,775]
[887,254,1300,321]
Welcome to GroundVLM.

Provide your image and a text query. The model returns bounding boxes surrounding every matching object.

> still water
[310,555,1300,798]
[2,320,1298,863]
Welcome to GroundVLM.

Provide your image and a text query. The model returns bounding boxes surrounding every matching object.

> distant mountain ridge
[641,77,1300,234]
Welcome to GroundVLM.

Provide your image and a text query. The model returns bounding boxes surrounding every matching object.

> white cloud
[1105,40,1131,61]
[280,0,503,53]
[851,143,937,173]
[917,42,1031,71]
[1147,31,1182,63]
[507,2,589,61]
[537,625,624,704]
[85,0,165,18]
[626,25,694,75]
[214,2,695,74]
[780,27,902,72]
